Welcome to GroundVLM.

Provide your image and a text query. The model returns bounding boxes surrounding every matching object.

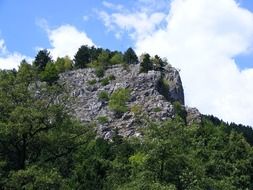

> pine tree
[33,49,52,72]
[123,47,138,64]
[74,45,91,68]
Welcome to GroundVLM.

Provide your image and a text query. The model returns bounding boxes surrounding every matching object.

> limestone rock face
[186,107,202,125]
[162,65,185,105]
[58,64,197,138]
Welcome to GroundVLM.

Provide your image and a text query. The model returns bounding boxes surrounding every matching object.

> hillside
[0,47,253,189]
[57,64,201,139]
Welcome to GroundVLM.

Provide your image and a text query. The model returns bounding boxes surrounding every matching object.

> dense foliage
[109,88,131,117]
[140,53,153,73]
[0,68,94,189]
[123,47,138,65]
[74,45,94,68]
[140,53,168,73]
[204,115,253,146]
[0,47,253,189]
[33,49,52,72]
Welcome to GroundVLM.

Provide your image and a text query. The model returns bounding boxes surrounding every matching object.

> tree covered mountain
[0,46,253,189]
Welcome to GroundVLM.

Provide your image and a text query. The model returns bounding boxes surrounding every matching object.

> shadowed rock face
[157,65,185,105]
[58,64,199,139]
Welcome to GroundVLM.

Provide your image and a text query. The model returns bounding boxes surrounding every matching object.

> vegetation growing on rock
[0,46,253,189]
[98,91,110,101]
[123,47,138,65]
[109,88,131,117]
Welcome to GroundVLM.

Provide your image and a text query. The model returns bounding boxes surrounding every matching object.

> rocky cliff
[58,64,201,139]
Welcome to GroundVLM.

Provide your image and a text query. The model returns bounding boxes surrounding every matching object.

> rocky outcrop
[186,107,202,125]
[58,64,199,138]
[162,65,184,105]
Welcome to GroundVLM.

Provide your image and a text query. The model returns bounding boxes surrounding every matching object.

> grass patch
[97,116,109,124]
[153,107,162,112]
[108,74,116,81]
[87,79,97,85]
[100,77,110,86]
[95,67,105,78]
[98,91,109,101]
[131,104,142,115]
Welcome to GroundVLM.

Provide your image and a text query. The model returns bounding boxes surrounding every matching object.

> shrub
[87,60,100,68]
[95,67,104,78]
[97,116,109,124]
[39,62,59,85]
[97,50,110,67]
[109,88,131,117]
[87,79,97,85]
[110,52,123,65]
[108,74,116,81]
[98,91,109,101]
[55,56,73,73]
[100,77,110,86]
[140,53,153,73]
[173,101,187,122]
[153,107,162,112]
[122,62,130,71]
[157,78,170,100]
[130,104,142,115]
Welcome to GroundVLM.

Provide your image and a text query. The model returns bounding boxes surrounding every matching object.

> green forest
[0,46,253,190]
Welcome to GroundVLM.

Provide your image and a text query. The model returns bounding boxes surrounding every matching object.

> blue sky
[236,0,253,68]
[0,0,252,68]
[0,0,139,56]
[1,0,253,126]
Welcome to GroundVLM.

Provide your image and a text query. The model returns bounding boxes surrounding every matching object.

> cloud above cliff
[100,0,253,126]
[47,25,94,59]
[0,39,32,70]
[1,23,95,70]
[0,39,7,55]
[37,20,95,59]
[98,0,167,40]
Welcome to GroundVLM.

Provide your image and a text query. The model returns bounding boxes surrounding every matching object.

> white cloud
[98,1,167,40]
[102,1,123,11]
[136,0,170,13]
[99,11,166,40]
[1,22,95,70]
[101,0,253,126]
[0,53,31,70]
[0,39,7,55]
[83,15,89,21]
[46,25,94,60]
[0,39,32,70]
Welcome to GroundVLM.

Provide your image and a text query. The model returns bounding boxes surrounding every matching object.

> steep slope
[59,64,200,139]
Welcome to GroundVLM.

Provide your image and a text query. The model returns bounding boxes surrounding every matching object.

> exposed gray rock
[186,107,202,125]
[162,65,185,105]
[58,64,189,138]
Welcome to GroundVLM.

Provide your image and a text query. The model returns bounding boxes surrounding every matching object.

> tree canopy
[33,49,52,72]
[74,45,91,68]
[1,48,253,189]
[140,53,153,73]
[123,47,138,65]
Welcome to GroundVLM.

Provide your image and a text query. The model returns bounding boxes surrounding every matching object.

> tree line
[31,46,139,85]
[0,46,253,189]
[21,45,170,85]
